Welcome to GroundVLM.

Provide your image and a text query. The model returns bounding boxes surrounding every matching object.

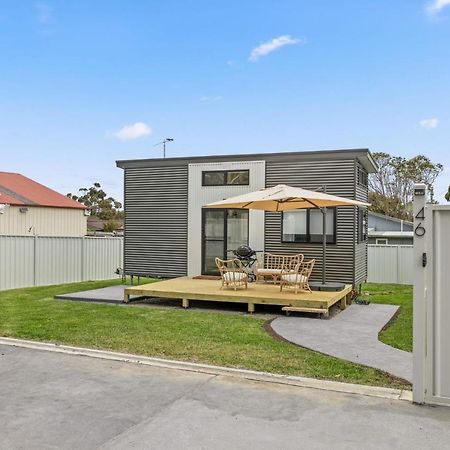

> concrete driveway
[1,344,450,450]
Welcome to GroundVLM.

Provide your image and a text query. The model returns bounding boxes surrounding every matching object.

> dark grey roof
[116,148,378,173]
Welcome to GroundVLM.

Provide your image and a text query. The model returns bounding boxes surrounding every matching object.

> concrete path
[271,304,412,383]
[1,344,450,449]
[55,285,143,304]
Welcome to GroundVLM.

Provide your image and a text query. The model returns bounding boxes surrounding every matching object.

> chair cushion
[256,268,283,275]
[280,273,308,283]
[223,272,247,282]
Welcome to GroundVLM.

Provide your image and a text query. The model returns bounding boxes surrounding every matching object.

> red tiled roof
[0,172,86,209]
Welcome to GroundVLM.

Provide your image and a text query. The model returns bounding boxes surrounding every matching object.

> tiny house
[116,149,377,286]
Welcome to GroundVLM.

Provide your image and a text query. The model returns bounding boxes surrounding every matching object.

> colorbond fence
[0,235,123,290]
[0,237,413,290]
[367,244,413,285]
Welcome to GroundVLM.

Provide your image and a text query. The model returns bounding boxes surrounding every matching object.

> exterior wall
[0,205,87,237]
[187,161,265,276]
[119,149,375,283]
[265,158,360,285]
[368,213,413,232]
[354,162,369,285]
[368,236,414,246]
[124,165,188,277]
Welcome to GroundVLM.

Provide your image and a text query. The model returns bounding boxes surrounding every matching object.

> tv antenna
[154,138,174,158]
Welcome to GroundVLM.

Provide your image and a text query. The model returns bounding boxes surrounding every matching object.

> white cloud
[35,2,52,24]
[419,118,440,129]
[249,35,302,62]
[112,122,152,140]
[426,0,450,15]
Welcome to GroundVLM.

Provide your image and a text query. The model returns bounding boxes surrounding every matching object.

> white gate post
[413,183,427,404]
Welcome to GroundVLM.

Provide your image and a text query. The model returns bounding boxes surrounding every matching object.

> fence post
[81,236,85,282]
[413,183,428,404]
[33,235,37,287]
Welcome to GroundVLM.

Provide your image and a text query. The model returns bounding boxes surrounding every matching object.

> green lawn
[0,279,411,389]
[360,283,413,352]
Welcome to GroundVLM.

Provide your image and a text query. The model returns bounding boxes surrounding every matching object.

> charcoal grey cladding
[265,158,367,285]
[124,165,188,277]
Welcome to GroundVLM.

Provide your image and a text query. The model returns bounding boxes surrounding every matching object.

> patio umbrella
[205,184,369,290]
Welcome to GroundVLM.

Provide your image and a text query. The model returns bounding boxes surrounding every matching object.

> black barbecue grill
[232,245,258,281]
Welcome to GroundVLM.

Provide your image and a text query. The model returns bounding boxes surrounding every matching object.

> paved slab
[271,304,413,382]
[55,285,282,317]
[0,344,449,450]
[55,285,144,304]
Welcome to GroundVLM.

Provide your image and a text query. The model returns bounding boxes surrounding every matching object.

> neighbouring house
[368,211,413,245]
[117,149,377,286]
[0,172,88,236]
[87,216,124,236]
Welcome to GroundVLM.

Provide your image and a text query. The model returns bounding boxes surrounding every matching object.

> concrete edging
[0,336,412,402]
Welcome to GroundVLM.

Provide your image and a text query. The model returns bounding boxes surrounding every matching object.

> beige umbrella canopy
[205,184,369,289]
[206,184,369,211]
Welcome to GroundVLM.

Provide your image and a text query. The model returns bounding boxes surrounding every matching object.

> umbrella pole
[322,207,326,284]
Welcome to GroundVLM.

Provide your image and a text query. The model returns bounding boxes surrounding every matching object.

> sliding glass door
[202,209,249,275]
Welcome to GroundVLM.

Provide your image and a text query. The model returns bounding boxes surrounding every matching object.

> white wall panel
[0,206,87,237]
[187,161,265,276]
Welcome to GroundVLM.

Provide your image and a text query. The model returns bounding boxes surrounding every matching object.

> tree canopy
[369,152,443,220]
[67,182,123,221]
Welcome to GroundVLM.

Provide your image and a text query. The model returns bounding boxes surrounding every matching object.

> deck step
[282,306,329,314]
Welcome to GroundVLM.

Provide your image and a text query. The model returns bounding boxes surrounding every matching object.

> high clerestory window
[202,170,249,186]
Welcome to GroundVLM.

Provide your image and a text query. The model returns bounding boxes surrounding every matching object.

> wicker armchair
[255,253,304,283]
[215,257,248,290]
[280,259,315,294]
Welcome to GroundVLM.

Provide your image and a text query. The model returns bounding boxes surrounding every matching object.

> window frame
[357,208,368,243]
[281,207,337,244]
[357,166,368,187]
[202,169,250,187]
[375,238,388,245]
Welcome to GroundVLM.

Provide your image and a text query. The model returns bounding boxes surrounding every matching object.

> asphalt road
[1,344,450,450]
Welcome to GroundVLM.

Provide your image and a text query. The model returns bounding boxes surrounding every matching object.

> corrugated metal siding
[83,237,123,280]
[124,166,188,277]
[0,235,35,289]
[187,161,265,276]
[0,235,123,290]
[0,206,87,236]
[265,159,357,284]
[35,237,82,285]
[367,244,413,284]
[354,162,369,285]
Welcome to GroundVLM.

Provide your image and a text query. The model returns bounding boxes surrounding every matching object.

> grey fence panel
[83,237,123,281]
[0,235,35,290]
[367,244,413,284]
[35,236,83,286]
[0,235,123,290]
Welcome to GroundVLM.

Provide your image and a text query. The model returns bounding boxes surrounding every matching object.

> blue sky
[1,0,449,202]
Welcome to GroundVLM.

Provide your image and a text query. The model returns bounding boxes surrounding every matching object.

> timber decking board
[124,277,352,314]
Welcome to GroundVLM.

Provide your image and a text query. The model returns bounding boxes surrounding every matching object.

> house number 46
[415,207,426,237]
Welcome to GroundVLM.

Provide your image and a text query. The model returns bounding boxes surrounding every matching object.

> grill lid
[234,245,255,258]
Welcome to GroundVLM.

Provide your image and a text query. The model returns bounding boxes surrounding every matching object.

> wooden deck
[124,277,353,316]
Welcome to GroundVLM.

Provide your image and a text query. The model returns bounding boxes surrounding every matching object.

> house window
[282,208,336,244]
[202,170,249,186]
[358,167,368,187]
[376,238,388,245]
[358,208,368,243]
